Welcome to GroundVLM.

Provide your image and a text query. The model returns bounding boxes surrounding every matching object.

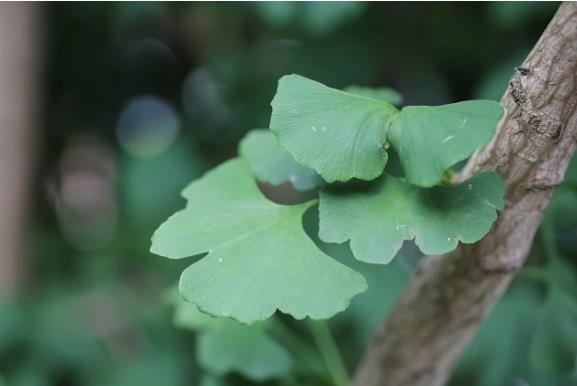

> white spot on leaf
[442,135,455,144]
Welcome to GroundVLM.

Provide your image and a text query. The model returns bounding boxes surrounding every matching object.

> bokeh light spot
[116,95,180,158]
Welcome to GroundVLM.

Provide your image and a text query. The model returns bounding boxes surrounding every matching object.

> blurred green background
[2,2,577,386]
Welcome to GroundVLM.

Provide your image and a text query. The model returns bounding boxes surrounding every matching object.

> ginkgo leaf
[270,74,398,182]
[199,320,292,381]
[239,129,321,191]
[151,158,367,323]
[387,101,503,187]
[319,172,504,264]
[344,85,403,106]
[172,300,292,381]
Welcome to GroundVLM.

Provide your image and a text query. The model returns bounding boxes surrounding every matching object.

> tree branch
[0,3,42,297]
[353,3,577,386]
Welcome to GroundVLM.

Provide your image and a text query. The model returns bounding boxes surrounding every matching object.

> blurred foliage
[171,295,293,381]
[2,2,575,386]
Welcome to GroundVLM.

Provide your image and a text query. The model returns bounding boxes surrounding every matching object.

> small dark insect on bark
[509,79,526,105]
[516,66,531,75]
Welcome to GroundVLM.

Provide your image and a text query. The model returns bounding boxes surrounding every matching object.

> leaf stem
[307,320,350,386]
[269,318,329,381]
[439,168,456,186]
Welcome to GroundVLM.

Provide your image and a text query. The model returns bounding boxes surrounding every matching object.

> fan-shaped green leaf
[173,301,292,381]
[388,101,503,187]
[151,159,367,323]
[319,172,504,264]
[270,74,397,182]
[344,86,403,106]
[199,320,292,381]
[239,129,321,191]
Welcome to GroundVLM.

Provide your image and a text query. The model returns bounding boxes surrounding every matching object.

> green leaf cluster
[271,74,502,187]
[151,74,505,324]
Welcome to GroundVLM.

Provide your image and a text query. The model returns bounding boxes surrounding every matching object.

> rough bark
[0,4,41,296]
[353,3,577,386]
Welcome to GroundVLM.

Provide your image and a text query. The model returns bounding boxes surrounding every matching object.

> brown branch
[0,3,42,297]
[353,3,577,386]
